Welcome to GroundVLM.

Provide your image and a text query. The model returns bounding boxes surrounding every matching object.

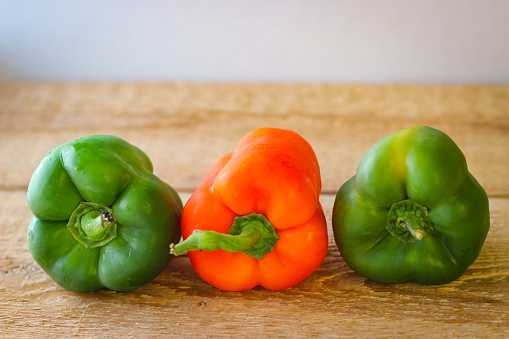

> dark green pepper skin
[332,126,490,284]
[27,135,182,292]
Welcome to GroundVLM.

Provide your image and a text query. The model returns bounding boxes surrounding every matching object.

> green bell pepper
[27,135,182,292]
[332,126,490,284]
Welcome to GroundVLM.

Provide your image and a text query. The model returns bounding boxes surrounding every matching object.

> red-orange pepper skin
[181,128,328,291]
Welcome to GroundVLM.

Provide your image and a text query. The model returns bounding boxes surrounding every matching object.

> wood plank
[1,83,508,195]
[0,190,507,337]
[1,82,508,337]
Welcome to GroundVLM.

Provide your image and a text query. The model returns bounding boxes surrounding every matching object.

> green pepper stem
[67,202,118,249]
[170,214,279,260]
[81,211,116,241]
[402,219,424,241]
[386,199,432,244]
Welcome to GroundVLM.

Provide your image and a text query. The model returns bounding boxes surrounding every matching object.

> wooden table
[1,83,508,337]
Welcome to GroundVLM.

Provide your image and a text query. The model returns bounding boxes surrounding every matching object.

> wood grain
[1,192,507,337]
[1,83,508,337]
[1,83,508,195]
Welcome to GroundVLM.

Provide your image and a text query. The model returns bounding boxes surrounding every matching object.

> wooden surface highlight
[1,83,508,337]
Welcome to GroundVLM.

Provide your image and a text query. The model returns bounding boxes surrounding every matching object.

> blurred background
[1,0,508,84]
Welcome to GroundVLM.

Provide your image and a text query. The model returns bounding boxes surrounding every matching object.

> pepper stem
[81,211,116,241]
[386,199,433,244]
[170,214,278,260]
[402,219,424,241]
[67,202,118,249]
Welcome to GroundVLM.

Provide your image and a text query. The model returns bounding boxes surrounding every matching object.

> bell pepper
[332,126,490,284]
[170,127,328,291]
[27,135,182,292]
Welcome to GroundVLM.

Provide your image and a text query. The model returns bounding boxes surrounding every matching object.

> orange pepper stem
[170,214,279,260]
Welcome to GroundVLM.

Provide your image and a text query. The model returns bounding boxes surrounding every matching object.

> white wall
[1,0,508,83]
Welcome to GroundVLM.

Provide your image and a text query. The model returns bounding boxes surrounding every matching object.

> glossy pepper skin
[27,135,182,293]
[176,127,328,291]
[332,126,490,284]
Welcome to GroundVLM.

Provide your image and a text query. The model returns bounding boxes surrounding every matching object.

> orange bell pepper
[170,127,328,291]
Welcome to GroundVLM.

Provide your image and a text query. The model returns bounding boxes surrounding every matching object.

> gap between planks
[1,187,508,199]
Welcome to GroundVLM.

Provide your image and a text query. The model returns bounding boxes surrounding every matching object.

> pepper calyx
[386,199,433,243]
[67,202,118,249]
